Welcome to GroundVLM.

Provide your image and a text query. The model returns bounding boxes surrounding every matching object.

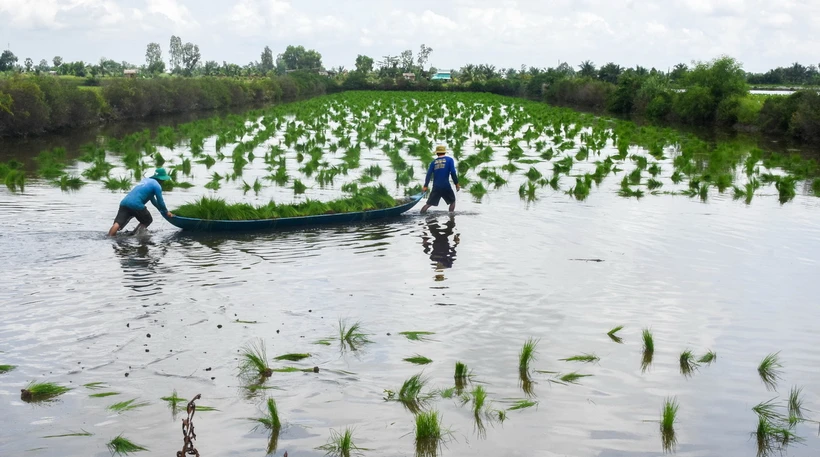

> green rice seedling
[273,353,310,362]
[679,350,700,377]
[519,337,538,378]
[83,382,107,389]
[607,325,624,343]
[525,166,542,181]
[103,176,132,191]
[642,328,654,353]
[43,429,93,438]
[108,398,150,413]
[0,364,15,374]
[20,382,71,402]
[754,416,801,456]
[647,178,663,190]
[698,350,717,365]
[161,390,186,412]
[4,168,25,191]
[53,175,85,191]
[660,397,678,453]
[107,435,147,455]
[254,397,282,430]
[313,339,333,346]
[82,158,114,181]
[508,399,538,411]
[628,167,642,185]
[397,374,430,411]
[812,178,820,196]
[670,170,683,184]
[316,427,365,457]
[788,386,804,420]
[437,387,456,399]
[752,398,785,423]
[90,392,120,398]
[557,372,593,385]
[338,319,371,349]
[415,410,449,457]
[469,182,487,200]
[293,179,307,195]
[404,355,433,365]
[399,331,435,341]
[648,163,662,177]
[271,367,318,373]
[758,352,783,391]
[239,339,273,378]
[560,353,600,363]
[471,385,487,417]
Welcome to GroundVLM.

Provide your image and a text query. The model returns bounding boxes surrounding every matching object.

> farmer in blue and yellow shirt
[421,145,460,213]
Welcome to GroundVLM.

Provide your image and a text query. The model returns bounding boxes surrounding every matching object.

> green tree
[169,35,182,72]
[24,58,33,72]
[202,60,219,76]
[37,59,49,72]
[670,63,688,82]
[280,45,322,70]
[261,46,274,73]
[417,44,433,71]
[685,56,747,103]
[52,56,63,68]
[598,62,622,84]
[355,54,374,74]
[0,50,18,71]
[181,42,201,76]
[578,60,596,78]
[399,49,414,72]
[145,42,165,74]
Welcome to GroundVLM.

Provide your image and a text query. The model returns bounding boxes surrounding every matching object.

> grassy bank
[0,72,332,137]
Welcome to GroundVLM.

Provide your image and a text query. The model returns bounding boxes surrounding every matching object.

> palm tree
[578,60,596,78]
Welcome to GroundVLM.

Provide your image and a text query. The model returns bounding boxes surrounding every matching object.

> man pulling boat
[421,145,460,214]
[107,168,174,236]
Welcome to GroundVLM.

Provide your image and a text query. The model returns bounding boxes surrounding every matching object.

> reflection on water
[421,215,459,272]
[112,236,168,297]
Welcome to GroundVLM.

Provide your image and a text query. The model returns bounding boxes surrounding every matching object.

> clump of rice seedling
[0,364,16,374]
[338,319,371,350]
[107,434,147,455]
[437,387,456,399]
[83,382,107,389]
[753,398,785,423]
[698,350,717,365]
[90,392,120,398]
[788,386,804,420]
[53,175,85,191]
[395,373,430,412]
[607,325,624,343]
[313,339,333,346]
[43,429,93,438]
[469,182,487,200]
[253,397,282,430]
[239,338,273,378]
[293,179,307,195]
[454,361,470,392]
[560,353,599,363]
[161,390,185,412]
[642,328,654,353]
[108,398,150,413]
[4,168,26,191]
[508,399,538,411]
[754,416,801,456]
[519,338,539,378]
[660,397,678,453]
[399,331,435,341]
[471,385,487,417]
[404,355,433,365]
[556,372,593,385]
[758,352,783,391]
[679,350,700,377]
[274,353,310,362]
[316,427,365,457]
[271,367,318,373]
[20,382,71,402]
[103,176,132,191]
[415,410,449,457]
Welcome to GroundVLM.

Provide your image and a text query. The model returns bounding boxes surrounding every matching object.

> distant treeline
[0,72,330,137]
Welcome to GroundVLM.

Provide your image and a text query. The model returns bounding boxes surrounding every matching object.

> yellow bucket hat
[435,145,447,155]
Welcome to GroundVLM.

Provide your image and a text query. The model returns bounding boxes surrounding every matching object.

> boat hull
[162,193,423,232]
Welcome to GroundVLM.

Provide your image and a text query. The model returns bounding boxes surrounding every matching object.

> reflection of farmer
[422,216,459,270]
[420,145,460,214]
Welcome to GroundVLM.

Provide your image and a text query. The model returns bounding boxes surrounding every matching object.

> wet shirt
[424,156,459,189]
[120,178,168,213]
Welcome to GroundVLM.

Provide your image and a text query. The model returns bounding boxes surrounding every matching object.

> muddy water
[2,115,820,457]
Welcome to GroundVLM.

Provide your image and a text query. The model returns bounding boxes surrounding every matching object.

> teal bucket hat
[151,168,171,181]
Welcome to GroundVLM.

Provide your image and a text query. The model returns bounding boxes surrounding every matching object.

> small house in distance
[402,72,415,81]
[123,69,138,78]
[430,71,451,81]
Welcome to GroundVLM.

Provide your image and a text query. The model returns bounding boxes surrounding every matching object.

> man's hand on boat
[167,212,174,218]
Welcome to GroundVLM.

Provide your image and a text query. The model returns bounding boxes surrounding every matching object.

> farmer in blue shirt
[107,168,174,236]
[421,145,460,214]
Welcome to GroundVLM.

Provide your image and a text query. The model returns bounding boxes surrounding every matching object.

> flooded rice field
[1,92,820,457]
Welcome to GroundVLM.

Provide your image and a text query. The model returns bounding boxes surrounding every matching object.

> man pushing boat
[107,168,174,236]
[420,145,460,214]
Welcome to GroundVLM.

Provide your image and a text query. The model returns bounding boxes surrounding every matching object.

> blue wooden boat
[161,193,423,232]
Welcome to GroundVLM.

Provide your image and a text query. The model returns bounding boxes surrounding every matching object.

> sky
[0,0,817,73]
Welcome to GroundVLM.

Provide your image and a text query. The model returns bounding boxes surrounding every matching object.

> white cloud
[146,0,197,27]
